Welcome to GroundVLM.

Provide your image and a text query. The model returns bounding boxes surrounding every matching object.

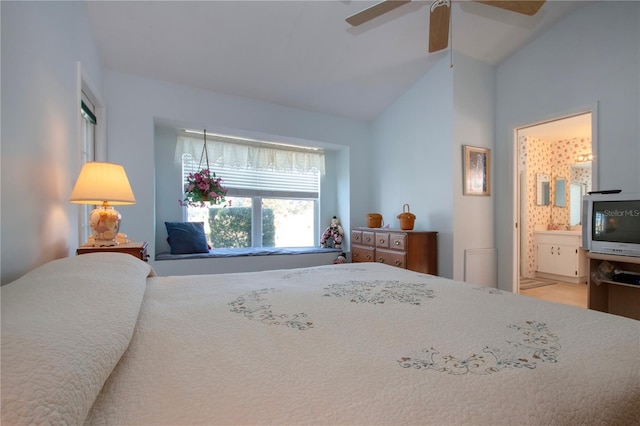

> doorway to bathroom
[515,111,593,304]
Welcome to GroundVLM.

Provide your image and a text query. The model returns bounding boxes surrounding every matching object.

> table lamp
[70,162,136,247]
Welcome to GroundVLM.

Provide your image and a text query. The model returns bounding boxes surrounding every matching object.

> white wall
[372,57,455,278]
[103,70,371,274]
[1,1,103,284]
[495,1,640,291]
[452,53,496,283]
[371,53,496,282]
[153,125,180,255]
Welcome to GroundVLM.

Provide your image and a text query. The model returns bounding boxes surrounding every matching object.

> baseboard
[535,271,586,284]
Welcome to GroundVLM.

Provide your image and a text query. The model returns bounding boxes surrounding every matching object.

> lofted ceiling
[86,0,592,121]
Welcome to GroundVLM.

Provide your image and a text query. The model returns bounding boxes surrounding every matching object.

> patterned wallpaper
[519,136,592,277]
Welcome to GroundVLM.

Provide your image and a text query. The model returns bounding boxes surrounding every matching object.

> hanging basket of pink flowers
[179,168,227,207]
[179,130,228,208]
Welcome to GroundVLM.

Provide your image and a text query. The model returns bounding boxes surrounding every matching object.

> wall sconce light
[69,162,136,247]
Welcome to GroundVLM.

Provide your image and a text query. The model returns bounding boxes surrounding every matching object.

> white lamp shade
[70,162,136,205]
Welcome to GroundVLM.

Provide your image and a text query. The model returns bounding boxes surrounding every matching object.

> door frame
[511,104,598,294]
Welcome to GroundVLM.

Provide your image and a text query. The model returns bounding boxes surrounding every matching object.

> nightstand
[76,241,149,262]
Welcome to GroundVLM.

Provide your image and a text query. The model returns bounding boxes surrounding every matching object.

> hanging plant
[179,168,227,207]
[179,129,228,208]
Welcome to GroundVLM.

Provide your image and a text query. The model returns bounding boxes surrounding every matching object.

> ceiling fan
[346,0,546,53]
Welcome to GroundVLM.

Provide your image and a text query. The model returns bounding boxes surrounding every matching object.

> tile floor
[519,280,587,309]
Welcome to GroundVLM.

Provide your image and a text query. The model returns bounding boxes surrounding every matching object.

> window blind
[81,100,97,125]
[179,131,323,199]
[182,155,320,198]
[176,131,325,174]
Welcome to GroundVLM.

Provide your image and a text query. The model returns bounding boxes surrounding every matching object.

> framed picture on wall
[463,145,491,196]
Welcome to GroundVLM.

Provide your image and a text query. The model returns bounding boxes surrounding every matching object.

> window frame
[77,63,106,247]
[180,147,322,249]
[79,94,96,244]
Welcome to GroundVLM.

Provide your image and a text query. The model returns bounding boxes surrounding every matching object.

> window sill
[155,247,341,261]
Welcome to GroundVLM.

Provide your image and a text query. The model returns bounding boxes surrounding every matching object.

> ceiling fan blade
[346,0,411,26]
[429,1,450,53]
[473,1,546,16]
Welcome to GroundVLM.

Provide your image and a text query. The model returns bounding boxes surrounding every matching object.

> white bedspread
[85,262,640,425]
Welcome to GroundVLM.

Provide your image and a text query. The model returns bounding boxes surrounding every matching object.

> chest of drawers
[351,227,437,275]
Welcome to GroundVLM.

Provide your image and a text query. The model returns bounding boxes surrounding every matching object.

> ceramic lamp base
[89,205,121,246]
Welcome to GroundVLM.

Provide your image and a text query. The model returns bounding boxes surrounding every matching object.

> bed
[2,253,638,425]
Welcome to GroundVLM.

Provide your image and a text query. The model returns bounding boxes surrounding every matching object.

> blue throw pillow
[165,222,210,254]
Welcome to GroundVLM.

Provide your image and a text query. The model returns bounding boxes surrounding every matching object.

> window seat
[156,247,340,261]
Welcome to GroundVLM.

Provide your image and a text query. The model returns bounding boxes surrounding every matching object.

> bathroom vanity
[535,230,588,283]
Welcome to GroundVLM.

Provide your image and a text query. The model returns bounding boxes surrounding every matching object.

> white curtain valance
[175,133,325,174]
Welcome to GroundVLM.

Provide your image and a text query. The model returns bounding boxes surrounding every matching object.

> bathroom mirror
[554,178,566,207]
[536,173,550,206]
[569,161,592,226]
[570,182,586,226]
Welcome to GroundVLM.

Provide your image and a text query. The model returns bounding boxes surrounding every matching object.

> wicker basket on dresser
[351,227,437,275]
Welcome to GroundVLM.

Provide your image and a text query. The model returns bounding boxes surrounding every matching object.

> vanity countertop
[534,230,582,236]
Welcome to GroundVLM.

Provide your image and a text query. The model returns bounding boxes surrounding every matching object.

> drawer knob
[366,237,371,242]
[395,260,402,266]
[380,239,385,244]
[395,241,400,246]
[366,254,372,260]
[377,256,384,263]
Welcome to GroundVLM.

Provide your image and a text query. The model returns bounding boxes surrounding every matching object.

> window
[79,93,96,243]
[178,132,323,249]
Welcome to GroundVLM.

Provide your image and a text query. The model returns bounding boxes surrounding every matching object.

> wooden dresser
[351,227,437,275]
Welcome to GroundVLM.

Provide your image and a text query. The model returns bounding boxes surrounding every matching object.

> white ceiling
[86,0,592,121]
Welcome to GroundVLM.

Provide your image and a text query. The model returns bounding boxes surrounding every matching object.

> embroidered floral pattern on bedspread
[399,320,560,375]
[280,267,368,280]
[229,288,313,330]
[474,287,504,295]
[323,280,435,305]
